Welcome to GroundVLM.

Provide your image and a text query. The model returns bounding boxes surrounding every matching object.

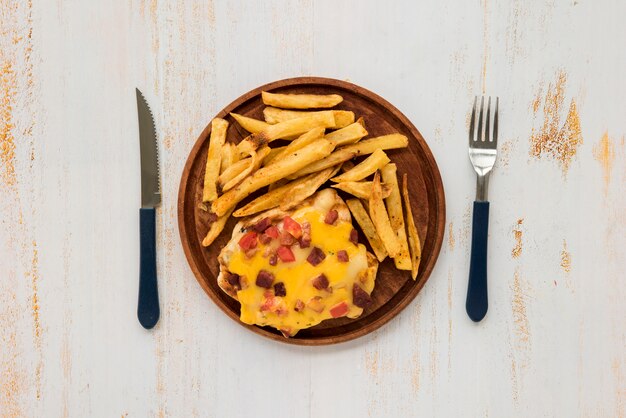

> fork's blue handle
[466,201,489,322]
[138,208,160,329]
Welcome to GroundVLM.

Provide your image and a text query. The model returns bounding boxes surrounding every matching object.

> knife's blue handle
[466,201,489,322]
[138,208,160,329]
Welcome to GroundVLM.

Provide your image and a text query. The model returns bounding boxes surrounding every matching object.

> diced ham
[265,225,280,239]
[306,247,326,266]
[277,245,295,262]
[238,231,258,250]
[259,233,272,245]
[280,230,296,246]
[283,216,302,238]
[225,272,241,290]
[312,274,329,290]
[255,270,275,288]
[294,299,305,312]
[337,250,349,262]
[251,217,271,233]
[330,301,349,318]
[274,282,286,297]
[324,209,338,225]
[349,229,359,245]
[352,284,372,308]
[269,254,278,266]
[299,222,311,248]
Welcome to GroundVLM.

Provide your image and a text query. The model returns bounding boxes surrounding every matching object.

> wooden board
[177,77,445,345]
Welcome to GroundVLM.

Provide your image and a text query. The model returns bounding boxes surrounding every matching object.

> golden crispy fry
[369,172,401,258]
[218,158,251,189]
[202,208,234,247]
[263,127,325,166]
[332,181,392,200]
[233,176,310,217]
[356,116,366,129]
[345,199,388,262]
[261,91,343,109]
[229,113,270,134]
[219,142,238,174]
[381,164,411,271]
[236,112,335,156]
[264,107,354,128]
[221,146,270,192]
[212,139,335,216]
[279,165,340,211]
[289,134,408,178]
[202,118,229,202]
[402,173,422,279]
[263,146,285,165]
[325,122,368,146]
[331,149,390,183]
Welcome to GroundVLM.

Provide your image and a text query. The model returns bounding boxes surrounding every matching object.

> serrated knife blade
[136,88,161,207]
[136,88,160,329]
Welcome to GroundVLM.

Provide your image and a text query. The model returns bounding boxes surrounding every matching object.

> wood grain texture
[178,77,445,345]
[0,0,624,417]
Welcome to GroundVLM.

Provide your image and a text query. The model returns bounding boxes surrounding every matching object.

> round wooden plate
[178,77,445,345]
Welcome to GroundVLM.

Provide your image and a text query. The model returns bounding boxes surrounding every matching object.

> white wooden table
[1,1,624,417]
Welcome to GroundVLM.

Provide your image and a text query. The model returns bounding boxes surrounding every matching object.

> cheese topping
[227,205,373,336]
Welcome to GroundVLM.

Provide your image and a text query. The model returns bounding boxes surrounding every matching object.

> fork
[466,96,498,322]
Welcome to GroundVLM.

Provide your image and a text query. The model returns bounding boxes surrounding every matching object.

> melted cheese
[227,206,370,336]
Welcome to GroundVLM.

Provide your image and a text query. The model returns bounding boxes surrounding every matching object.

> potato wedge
[202,118,229,202]
[381,164,411,271]
[233,175,312,217]
[261,91,343,109]
[369,172,401,258]
[402,173,422,279]
[218,158,251,189]
[289,134,408,178]
[230,113,270,134]
[325,122,368,146]
[263,127,325,166]
[202,208,234,247]
[263,146,285,165]
[220,142,239,174]
[221,146,270,192]
[264,107,354,128]
[345,199,388,262]
[332,181,392,200]
[212,139,335,216]
[331,149,390,183]
[237,112,335,156]
[279,165,340,211]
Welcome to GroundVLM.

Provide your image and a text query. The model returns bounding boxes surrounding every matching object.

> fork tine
[485,97,491,142]
[468,96,477,145]
[493,97,499,145]
[477,96,484,142]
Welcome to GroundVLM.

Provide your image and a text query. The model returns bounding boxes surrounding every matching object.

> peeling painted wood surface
[1,0,624,417]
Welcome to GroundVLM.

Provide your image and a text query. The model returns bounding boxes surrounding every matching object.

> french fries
[332,181,392,200]
[263,127,325,166]
[212,139,335,216]
[331,149,390,183]
[325,122,368,146]
[263,146,285,165]
[220,142,239,174]
[221,146,270,192]
[381,164,411,271]
[202,118,229,202]
[402,174,422,279]
[346,199,388,262]
[229,113,270,134]
[218,158,250,189]
[237,112,335,156]
[264,107,355,128]
[234,174,316,217]
[369,172,401,258]
[289,134,408,178]
[280,165,340,211]
[262,91,343,109]
[202,208,234,247]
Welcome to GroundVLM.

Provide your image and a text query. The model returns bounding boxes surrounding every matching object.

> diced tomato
[283,216,302,238]
[277,246,295,262]
[329,301,349,318]
[265,225,280,239]
[238,231,258,250]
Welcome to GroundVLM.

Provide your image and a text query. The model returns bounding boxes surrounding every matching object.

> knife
[136,88,161,329]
